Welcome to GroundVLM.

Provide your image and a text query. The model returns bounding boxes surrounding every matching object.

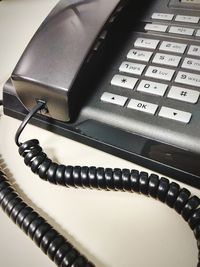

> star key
[121,78,127,83]
[111,75,138,90]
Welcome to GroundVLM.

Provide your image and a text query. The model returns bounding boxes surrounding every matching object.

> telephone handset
[1,0,200,266]
[10,0,126,122]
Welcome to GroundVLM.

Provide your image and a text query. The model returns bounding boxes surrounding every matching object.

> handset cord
[1,100,200,267]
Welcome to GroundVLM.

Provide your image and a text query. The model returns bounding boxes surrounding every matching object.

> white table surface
[0,1,199,267]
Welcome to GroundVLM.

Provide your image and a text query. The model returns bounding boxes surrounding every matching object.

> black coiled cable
[0,169,95,267]
[1,101,200,267]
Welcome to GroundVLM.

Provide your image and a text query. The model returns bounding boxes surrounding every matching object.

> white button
[196,30,200,37]
[175,71,200,87]
[159,41,187,54]
[169,26,194,36]
[134,38,160,50]
[168,86,199,103]
[127,49,153,62]
[111,75,138,89]
[152,53,181,67]
[145,66,175,81]
[119,61,146,75]
[101,92,128,106]
[188,45,200,57]
[181,0,200,3]
[145,23,168,33]
[152,13,174,21]
[137,80,168,96]
[127,99,158,114]
[175,15,199,24]
[158,106,192,123]
[182,57,200,71]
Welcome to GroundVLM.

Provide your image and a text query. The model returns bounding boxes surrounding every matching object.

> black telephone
[3,0,200,188]
[1,0,200,266]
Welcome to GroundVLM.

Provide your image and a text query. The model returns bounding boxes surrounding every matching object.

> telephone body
[3,0,200,188]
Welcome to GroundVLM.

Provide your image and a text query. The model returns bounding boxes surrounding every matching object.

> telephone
[3,0,200,188]
[1,0,200,266]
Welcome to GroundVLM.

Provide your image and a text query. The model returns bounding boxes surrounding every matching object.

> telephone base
[3,79,200,189]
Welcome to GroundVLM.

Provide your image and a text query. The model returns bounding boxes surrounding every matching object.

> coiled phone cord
[0,170,94,267]
[1,100,200,267]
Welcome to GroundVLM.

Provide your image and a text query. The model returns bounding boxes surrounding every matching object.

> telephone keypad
[101,11,200,125]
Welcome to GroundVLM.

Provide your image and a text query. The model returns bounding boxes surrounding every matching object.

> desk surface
[0,1,199,267]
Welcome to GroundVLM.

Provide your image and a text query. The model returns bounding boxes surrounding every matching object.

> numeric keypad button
[111,75,138,89]
[134,38,160,50]
[119,61,146,75]
[137,80,168,96]
[175,71,200,87]
[153,53,181,67]
[159,41,187,54]
[168,86,199,103]
[182,57,200,71]
[127,49,153,62]
[145,66,175,81]
[188,45,200,57]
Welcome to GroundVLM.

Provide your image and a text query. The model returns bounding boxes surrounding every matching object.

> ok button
[137,103,147,109]
[127,99,158,115]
